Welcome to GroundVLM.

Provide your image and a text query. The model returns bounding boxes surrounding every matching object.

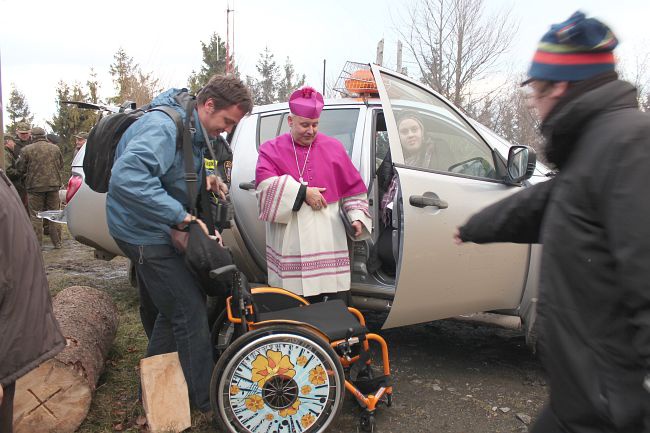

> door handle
[239,181,256,191]
[409,193,448,209]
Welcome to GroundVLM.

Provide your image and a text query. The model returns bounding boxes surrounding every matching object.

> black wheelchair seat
[257,299,368,341]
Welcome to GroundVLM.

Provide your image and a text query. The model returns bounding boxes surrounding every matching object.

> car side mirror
[505,145,536,185]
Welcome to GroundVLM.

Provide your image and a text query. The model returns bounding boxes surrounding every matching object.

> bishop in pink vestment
[255,87,372,300]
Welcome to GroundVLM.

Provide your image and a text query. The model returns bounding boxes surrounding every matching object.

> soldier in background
[73,131,88,158]
[3,136,19,183]
[14,122,33,151]
[46,133,62,145]
[4,135,28,211]
[15,127,64,248]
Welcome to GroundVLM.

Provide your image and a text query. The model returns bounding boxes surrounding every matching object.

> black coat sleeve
[458,177,555,244]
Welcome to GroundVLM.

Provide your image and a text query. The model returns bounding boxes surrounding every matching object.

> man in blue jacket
[106,75,252,414]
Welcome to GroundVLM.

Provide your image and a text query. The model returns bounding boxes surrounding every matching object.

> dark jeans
[0,382,16,433]
[115,239,213,412]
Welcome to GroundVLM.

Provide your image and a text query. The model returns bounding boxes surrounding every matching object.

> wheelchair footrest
[353,374,391,395]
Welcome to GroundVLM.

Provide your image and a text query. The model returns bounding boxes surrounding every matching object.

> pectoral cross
[299,177,308,186]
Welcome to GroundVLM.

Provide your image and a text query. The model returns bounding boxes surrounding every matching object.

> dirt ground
[43,233,548,433]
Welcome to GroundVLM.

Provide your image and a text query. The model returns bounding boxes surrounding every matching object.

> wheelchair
[209,265,393,433]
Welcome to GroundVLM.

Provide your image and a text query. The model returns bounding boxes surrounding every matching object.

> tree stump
[13,286,119,433]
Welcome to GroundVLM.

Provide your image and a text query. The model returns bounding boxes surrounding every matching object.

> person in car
[375,112,434,273]
[455,11,650,433]
[106,75,252,415]
[255,86,372,305]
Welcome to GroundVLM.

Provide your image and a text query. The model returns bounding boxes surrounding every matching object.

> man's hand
[352,220,363,238]
[177,214,210,237]
[207,174,228,200]
[453,228,464,245]
[306,187,327,211]
[210,230,224,247]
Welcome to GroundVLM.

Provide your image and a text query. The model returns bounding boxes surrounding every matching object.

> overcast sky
[1,0,649,128]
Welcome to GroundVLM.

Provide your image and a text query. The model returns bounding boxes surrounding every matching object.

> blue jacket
[106,88,207,245]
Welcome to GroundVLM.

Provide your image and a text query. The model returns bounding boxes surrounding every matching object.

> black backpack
[83,103,184,193]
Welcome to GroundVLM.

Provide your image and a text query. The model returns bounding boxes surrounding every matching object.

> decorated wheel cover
[214,329,344,433]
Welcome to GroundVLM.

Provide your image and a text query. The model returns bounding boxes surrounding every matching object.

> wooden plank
[140,352,192,433]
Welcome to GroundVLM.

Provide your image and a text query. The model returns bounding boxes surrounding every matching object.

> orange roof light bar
[344,69,378,96]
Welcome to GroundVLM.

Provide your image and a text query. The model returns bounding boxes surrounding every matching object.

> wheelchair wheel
[210,325,345,433]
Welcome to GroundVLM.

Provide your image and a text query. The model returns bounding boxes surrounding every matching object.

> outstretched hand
[453,228,464,245]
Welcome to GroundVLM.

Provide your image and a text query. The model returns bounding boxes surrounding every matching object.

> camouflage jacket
[16,139,64,192]
[3,145,24,189]
[14,137,32,153]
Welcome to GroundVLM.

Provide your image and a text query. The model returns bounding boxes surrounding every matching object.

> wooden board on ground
[140,352,192,433]
[13,286,119,433]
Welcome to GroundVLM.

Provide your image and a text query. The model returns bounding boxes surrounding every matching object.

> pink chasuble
[255,133,367,203]
[254,133,372,297]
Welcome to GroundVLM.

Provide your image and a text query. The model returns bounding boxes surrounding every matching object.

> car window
[257,113,283,148]
[374,111,389,171]
[277,108,359,157]
[381,72,498,179]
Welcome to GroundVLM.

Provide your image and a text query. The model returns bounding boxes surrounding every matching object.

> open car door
[370,64,531,329]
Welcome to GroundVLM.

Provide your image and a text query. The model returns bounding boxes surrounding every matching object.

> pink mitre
[288,86,324,119]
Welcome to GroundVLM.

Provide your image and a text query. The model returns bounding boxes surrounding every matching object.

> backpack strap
[147,97,199,215]
[179,99,198,215]
[148,106,183,149]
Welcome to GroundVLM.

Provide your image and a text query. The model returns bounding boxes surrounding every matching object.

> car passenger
[376,112,433,273]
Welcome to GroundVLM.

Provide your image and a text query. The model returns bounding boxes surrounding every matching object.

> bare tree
[109,48,161,107]
[398,0,517,109]
[618,47,650,111]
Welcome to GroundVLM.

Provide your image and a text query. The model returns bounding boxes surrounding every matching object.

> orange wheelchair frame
[209,267,392,433]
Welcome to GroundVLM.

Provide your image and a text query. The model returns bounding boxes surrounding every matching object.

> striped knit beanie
[523,11,618,84]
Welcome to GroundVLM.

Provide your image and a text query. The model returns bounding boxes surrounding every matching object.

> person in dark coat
[0,169,66,433]
[454,11,650,433]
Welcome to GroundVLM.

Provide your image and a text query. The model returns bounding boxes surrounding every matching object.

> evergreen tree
[277,57,306,102]
[188,33,231,93]
[48,76,100,175]
[6,85,34,135]
[109,48,161,107]
[253,47,279,105]
[87,68,100,104]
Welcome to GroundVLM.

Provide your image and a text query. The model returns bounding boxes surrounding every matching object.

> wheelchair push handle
[209,264,238,279]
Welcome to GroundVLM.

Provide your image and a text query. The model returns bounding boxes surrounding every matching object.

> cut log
[13,286,119,433]
[140,352,192,433]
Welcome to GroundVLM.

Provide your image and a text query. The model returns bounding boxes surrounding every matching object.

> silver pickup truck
[56,65,549,343]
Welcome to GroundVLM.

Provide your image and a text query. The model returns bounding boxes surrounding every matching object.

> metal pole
[0,50,4,171]
[376,39,384,66]
[226,4,231,74]
[397,40,403,74]
[232,0,235,71]
[322,59,326,96]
